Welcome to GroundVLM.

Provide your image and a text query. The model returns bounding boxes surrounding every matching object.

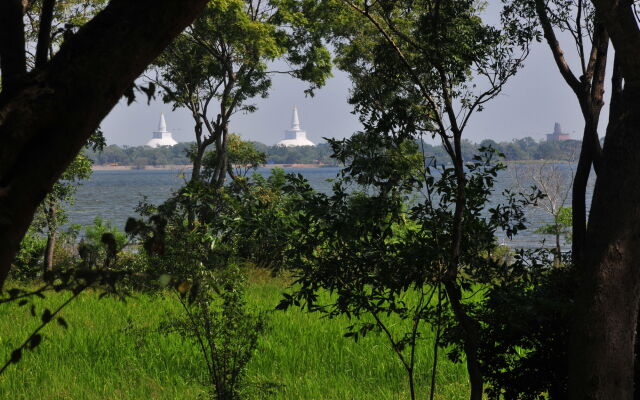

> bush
[80,217,128,267]
[161,266,266,400]
[10,228,47,281]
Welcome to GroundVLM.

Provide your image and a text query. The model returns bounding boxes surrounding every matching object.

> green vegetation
[85,137,581,168]
[0,1,611,399]
[3,0,640,396]
[149,0,330,183]
[0,270,469,400]
[85,143,194,166]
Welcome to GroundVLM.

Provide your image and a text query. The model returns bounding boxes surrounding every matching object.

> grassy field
[0,269,469,399]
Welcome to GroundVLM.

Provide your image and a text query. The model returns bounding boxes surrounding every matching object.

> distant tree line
[85,143,194,167]
[421,137,582,162]
[85,141,338,166]
[86,137,582,167]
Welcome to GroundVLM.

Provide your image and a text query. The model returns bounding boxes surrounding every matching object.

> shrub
[161,266,266,400]
[10,228,47,281]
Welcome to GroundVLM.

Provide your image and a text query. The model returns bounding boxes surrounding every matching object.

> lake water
[70,164,593,249]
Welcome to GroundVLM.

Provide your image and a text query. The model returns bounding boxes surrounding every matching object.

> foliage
[33,153,93,228]
[127,166,300,397]
[10,227,48,281]
[85,137,582,168]
[86,141,339,166]
[203,134,267,179]
[150,0,331,184]
[10,225,83,281]
[226,169,299,270]
[277,131,538,399]
[535,206,572,242]
[79,217,129,267]
[12,152,93,277]
[320,2,537,396]
[472,254,574,400]
[85,143,194,166]
[162,266,266,400]
[265,142,336,165]
[23,0,108,66]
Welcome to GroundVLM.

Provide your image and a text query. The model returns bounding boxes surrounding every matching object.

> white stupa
[276,106,315,147]
[146,113,178,148]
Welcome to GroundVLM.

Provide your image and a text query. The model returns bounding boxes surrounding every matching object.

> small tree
[151,0,331,185]
[278,134,537,400]
[202,134,267,181]
[128,158,275,398]
[302,0,531,396]
[36,153,93,273]
[513,161,573,264]
[162,265,265,400]
[502,0,608,264]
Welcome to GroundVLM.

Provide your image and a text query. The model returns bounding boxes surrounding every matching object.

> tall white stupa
[146,113,178,148]
[277,106,315,147]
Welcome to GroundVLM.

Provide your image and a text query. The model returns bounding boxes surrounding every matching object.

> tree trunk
[44,231,56,273]
[43,203,56,272]
[444,132,484,400]
[568,84,640,400]
[191,146,206,183]
[571,122,594,263]
[444,280,484,400]
[554,227,561,267]
[0,0,209,289]
[635,314,640,400]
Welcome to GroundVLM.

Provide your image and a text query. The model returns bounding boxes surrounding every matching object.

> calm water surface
[70,165,593,249]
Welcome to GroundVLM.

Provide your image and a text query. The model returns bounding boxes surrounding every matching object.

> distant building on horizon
[146,113,178,148]
[546,122,571,142]
[277,106,315,147]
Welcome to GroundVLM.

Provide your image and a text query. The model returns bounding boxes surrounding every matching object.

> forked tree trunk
[568,84,640,400]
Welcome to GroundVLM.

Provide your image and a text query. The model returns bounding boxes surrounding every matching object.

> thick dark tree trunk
[636,314,640,400]
[0,0,209,289]
[568,84,640,400]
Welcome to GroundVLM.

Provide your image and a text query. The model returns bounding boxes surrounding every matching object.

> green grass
[0,270,469,399]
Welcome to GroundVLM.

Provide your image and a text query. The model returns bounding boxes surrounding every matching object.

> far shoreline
[91,160,575,172]
[91,163,337,171]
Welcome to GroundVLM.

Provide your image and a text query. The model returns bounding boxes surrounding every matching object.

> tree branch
[534,0,582,95]
[35,0,56,68]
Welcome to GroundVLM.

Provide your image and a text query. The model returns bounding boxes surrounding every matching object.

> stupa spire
[291,106,301,130]
[158,112,167,132]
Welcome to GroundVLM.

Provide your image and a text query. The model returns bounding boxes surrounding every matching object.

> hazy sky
[101,6,608,147]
